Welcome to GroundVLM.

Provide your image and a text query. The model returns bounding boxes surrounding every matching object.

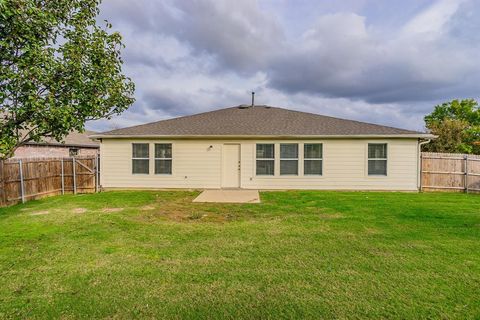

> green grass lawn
[0,191,479,319]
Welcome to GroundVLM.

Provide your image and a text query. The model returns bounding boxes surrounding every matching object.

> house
[13,130,99,158]
[91,105,434,191]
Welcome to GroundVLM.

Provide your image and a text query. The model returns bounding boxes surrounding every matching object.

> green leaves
[0,0,135,159]
[424,99,480,154]
[425,99,480,127]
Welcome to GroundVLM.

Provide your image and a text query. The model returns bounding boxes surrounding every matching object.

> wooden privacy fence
[0,156,99,207]
[421,152,480,193]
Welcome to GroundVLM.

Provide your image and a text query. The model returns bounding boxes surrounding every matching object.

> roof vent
[238,92,256,109]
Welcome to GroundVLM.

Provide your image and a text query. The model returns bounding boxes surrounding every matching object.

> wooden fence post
[19,159,25,203]
[465,155,469,193]
[61,159,65,195]
[419,153,423,192]
[0,160,6,206]
[95,155,99,193]
[72,157,77,195]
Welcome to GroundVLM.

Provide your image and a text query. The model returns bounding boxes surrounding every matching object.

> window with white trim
[368,143,387,176]
[132,143,149,174]
[304,144,322,175]
[256,144,274,175]
[155,143,172,174]
[280,144,298,175]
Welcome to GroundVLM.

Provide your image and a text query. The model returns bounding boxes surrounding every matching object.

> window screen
[280,144,298,175]
[132,143,149,174]
[155,144,172,174]
[368,143,387,175]
[256,144,274,175]
[304,144,322,175]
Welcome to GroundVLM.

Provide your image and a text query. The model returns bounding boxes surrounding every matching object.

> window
[69,148,79,157]
[256,144,274,175]
[304,144,322,175]
[368,143,387,176]
[132,143,149,174]
[280,144,298,175]
[155,144,172,174]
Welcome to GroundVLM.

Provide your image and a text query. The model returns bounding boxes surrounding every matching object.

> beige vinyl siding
[101,140,222,189]
[100,138,419,191]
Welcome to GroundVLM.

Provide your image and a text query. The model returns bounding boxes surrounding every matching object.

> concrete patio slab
[193,189,260,203]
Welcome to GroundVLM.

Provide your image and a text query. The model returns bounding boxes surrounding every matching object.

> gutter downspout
[417,139,431,191]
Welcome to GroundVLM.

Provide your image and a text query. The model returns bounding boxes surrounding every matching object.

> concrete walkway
[193,189,260,203]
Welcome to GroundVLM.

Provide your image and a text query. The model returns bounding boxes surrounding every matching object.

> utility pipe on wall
[418,139,431,191]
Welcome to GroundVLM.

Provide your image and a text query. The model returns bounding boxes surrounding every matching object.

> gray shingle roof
[26,130,99,147]
[93,105,430,138]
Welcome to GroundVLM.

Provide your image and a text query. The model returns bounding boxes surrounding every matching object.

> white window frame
[280,143,298,176]
[303,143,323,176]
[255,143,275,176]
[367,143,388,176]
[132,143,150,175]
[154,143,172,175]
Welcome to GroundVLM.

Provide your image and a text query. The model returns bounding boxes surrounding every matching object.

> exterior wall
[13,145,98,158]
[100,138,420,191]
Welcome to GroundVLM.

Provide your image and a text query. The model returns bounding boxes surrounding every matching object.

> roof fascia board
[90,134,435,140]
[24,142,99,148]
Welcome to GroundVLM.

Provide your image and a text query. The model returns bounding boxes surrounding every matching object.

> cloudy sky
[87,0,480,132]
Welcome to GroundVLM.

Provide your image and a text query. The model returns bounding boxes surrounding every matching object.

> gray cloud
[88,0,479,133]
[100,0,283,73]
[142,89,211,116]
[168,1,284,73]
[267,6,480,103]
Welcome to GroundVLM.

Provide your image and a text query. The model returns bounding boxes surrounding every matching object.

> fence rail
[421,152,480,193]
[0,156,99,207]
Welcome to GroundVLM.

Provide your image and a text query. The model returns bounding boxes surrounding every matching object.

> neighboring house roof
[91,105,434,139]
[26,130,99,148]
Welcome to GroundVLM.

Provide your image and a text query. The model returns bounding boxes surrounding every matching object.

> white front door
[222,144,241,188]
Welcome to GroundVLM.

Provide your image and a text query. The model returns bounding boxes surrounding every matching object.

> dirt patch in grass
[318,213,343,219]
[364,227,382,235]
[130,195,235,224]
[30,210,50,216]
[402,241,432,250]
[154,210,185,222]
[72,208,87,214]
[102,208,124,213]
[134,208,229,224]
[159,210,227,223]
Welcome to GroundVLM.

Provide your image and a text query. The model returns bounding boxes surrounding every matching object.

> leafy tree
[422,119,471,153]
[424,99,480,154]
[0,0,134,159]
